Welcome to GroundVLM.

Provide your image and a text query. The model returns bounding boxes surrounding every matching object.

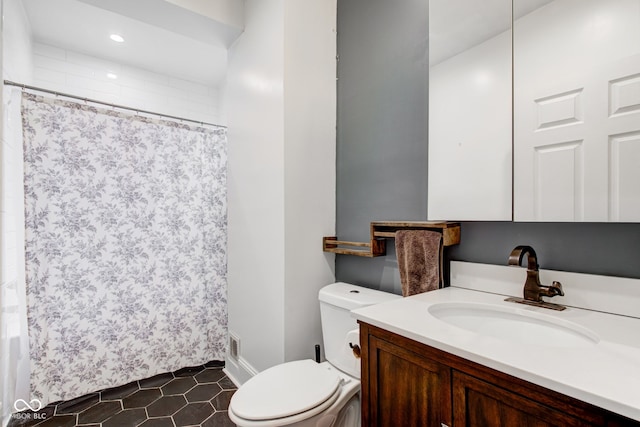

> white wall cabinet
[513,0,640,222]
[427,0,512,221]
[428,0,640,222]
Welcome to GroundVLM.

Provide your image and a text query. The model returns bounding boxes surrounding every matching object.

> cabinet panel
[363,332,451,426]
[453,371,589,427]
[513,0,640,221]
[360,322,640,427]
[427,0,512,221]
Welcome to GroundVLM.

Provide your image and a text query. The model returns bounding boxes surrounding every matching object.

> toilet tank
[319,282,401,378]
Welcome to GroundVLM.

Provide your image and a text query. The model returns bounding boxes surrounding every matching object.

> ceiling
[22,0,244,87]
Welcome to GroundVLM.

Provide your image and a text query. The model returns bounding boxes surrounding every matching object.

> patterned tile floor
[8,361,237,427]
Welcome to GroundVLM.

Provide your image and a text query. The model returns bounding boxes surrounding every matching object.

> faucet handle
[550,281,564,296]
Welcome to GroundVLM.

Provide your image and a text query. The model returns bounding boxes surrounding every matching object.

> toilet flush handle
[349,342,361,359]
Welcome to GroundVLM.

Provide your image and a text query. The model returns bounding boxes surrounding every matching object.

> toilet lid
[231,359,341,421]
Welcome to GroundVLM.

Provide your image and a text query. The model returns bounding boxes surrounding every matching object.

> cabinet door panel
[368,335,451,427]
[453,371,589,427]
[514,0,640,221]
[427,0,512,221]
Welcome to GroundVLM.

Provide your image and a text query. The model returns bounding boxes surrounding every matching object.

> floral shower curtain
[21,93,228,405]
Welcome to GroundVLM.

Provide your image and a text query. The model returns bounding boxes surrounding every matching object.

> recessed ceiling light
[110,34,125,43]
[106,72,118,80]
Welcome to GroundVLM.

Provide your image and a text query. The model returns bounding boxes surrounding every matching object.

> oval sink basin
[428,302,599,348]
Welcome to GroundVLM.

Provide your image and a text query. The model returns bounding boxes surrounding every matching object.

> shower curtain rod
[3,80,226,128]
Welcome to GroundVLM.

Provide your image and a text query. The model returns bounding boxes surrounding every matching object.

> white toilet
[228,282,400,427]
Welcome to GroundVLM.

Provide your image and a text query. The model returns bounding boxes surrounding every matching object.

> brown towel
[395,230,442,297]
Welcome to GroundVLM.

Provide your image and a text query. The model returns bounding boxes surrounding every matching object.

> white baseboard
[223,354,258,387]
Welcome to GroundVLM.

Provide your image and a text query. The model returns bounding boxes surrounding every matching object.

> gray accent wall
[336,0,640,294]
[336,0,429,295]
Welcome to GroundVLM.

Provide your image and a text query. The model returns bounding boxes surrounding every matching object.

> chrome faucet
[508,245,564,303]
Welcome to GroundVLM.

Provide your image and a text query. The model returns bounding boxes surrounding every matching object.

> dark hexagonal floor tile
[195,368,226,384]
[217,376,237,390]
[55,392,100,415]
[101,380,140,401]
[77,401,122,424]
[102,408,147,427]
[201,411,236,427]
[34,414,77,427]
[147,395,187,417]
[139,417,174,427]
[139,372,174,389]
[6,361,233,427]
[172,402,214,426]
[161,377,197,395]
[205,360,225,368]
[122,388,161,409]
[211,390,235,411]
[185,383,222,403]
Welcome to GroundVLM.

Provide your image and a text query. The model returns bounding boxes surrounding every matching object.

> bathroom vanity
[358,322,637,426]
[352,262,640,426]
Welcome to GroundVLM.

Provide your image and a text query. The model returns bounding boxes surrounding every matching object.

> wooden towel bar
[322,221,460,257]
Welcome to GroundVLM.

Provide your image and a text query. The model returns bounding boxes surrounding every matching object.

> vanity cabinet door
[360,322,640,427]
[453,371,589,427]
[360,325,452,427]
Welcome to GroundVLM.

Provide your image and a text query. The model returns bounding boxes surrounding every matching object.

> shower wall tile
[32,43,66,61]
[32,43,224,125]
[169,78,209,95]
[33,67,66,86]
[116,74,150,91]
[120,65,170,85]
[35,55,96,80]
[83,92,121,106]
[65,51,121,74]
[120,87,169,111]
[190,91,219,106]
[142,80,185,100]
[66,75,121,94]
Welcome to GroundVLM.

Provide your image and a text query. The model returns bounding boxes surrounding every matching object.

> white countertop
[352,286,640,421]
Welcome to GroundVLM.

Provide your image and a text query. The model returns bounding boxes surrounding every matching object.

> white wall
[225,0,286,383]
[283,0,337,362]
[225,0,336,384]
[2,0,33,83]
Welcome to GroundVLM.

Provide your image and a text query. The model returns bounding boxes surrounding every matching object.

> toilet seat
[230,359,343,422]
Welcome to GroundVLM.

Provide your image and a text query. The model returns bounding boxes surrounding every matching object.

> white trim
[223,354,259,387]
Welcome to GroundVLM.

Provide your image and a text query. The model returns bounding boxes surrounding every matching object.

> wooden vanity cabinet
[359,322,640,427]
[362,332,452,426]
[453,371,587,426]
